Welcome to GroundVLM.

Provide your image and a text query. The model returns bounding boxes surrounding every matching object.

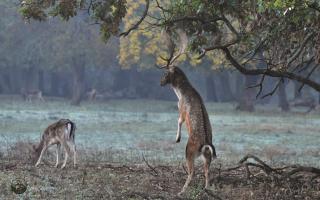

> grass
[0,96,320,199]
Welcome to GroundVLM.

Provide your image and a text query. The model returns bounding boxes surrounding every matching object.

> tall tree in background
[1,1,119,105]
[19,0,320,105]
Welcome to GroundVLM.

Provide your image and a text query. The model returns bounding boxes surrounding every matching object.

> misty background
[1,1,319,111]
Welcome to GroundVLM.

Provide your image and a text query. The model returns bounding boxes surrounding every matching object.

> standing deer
[34,119,76,169]
[158,29,216,195]
[21,88,45,102]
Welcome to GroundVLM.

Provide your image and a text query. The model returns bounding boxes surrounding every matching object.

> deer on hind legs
[34,119,76,169]
[158,29,217,195]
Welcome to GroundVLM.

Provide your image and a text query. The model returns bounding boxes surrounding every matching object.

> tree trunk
[205,72,218,102]
[9,67,21,93]
[50,71,60,96]
[38,70,44,93]
[71,64,85,105]
[278,81,290,112]
[0,68,11,93]
[236,75,258,112]
[218,71,234,102]
[234,72,244,101]
[25,66,39,90]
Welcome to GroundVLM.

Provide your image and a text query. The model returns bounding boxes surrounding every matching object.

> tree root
[224,154,320,180]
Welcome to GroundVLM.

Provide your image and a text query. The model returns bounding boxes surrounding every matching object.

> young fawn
[34,119,76,169]
[161,67,217,195]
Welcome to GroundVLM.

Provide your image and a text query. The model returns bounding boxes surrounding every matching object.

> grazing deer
[21,88,45,102]
[158,29,216,195]
[34,119,76,169]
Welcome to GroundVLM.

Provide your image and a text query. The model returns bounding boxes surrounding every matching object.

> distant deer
[87,88,97,101]
[158,29,216,195]
[21,88,45,102]
[34,119,76,169]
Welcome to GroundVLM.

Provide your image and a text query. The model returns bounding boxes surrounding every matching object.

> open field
[0,96,319,199]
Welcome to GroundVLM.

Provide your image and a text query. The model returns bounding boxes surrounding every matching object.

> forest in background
[1,0,319,111]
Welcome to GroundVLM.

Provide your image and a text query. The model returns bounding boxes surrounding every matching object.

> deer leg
[178,142,196,195]
[68,141,77,167]
[176,113,185,143]
[54,144,61,168]
[203,151,212,189]
[61,142,71,169]
[35,144,49,167]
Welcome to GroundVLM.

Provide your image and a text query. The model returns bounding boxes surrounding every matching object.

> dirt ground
[1,157,319,200]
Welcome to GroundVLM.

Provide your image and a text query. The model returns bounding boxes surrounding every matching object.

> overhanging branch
[119,0,149,37]
[221,47,320,92]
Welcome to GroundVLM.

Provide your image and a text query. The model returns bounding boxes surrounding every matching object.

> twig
[285,166,320,177]
[247,73,267,99]
[119,0,149,37]
[298,64,319,92]
[260,78,283,98]
[287,32,316,67]
[142,153,159,176]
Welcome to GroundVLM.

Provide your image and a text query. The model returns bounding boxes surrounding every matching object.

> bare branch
[261,78,282,98]
[155,0,169,13]
[298,64,319,92]
[290,57,314,73]
[287,32,316,67]
[142,153,159,176]
[197,16,240,59]
[221,47,320,93]
[247,73,266,99]
[119,0,149,37]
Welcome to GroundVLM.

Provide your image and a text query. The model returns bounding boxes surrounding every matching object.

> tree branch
[221,47,320,92]
[198,16,240,59]
[119,0,149,37]
[298,64,319,92]
[247,73,266,99]
[261,78,282,98]
[286,32,316,67]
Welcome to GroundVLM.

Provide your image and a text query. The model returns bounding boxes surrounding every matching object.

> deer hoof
[176,137,181,143]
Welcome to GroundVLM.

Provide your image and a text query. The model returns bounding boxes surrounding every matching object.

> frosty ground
[0,96,319,199]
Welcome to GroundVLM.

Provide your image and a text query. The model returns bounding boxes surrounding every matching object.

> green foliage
[19,0,127,42]
[49,0,77,20]
[19,1,47,21]
[14,0,320,73]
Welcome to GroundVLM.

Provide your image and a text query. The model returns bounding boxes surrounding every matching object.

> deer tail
[65,120,76,141]
[201,144,217,159]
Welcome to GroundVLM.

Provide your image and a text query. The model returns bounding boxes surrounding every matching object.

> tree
[19,0,320,100]
[1,1,119,104]
[153,0,320,95]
